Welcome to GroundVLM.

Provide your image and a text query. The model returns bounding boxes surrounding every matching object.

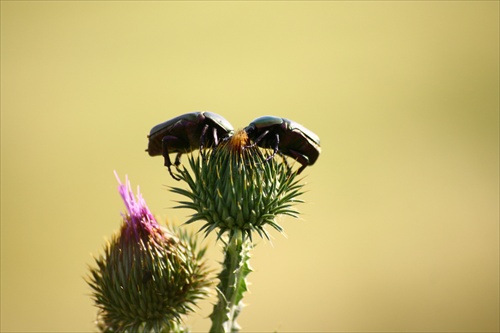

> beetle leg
[286,149,310,175]
[168,168,182,181]
[162,136,182,181]
[199,124,210,160]
[296,164,307,175]
[264,133,280,162]
[245,129,270,149]
[174,152,182,167]
[169,152,183,180]
[278,151,293,173]
[161,137,174,168]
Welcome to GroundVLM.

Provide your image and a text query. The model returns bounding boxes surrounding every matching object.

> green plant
[171,130,304,332]
[88,130,306,332]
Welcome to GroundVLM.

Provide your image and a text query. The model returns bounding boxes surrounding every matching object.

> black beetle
[147,111,234,180]
[244,116,321,174]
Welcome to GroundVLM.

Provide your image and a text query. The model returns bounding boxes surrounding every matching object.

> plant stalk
[209,231,251,333]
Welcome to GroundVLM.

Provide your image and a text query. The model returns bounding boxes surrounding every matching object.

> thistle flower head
[87,173,211,332]
[171,129,304,242]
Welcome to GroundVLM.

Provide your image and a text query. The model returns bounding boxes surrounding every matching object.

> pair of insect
[147,112,321,180]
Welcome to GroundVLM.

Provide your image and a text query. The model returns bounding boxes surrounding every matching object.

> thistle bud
[171,129,304,241]
[87,174,210,332]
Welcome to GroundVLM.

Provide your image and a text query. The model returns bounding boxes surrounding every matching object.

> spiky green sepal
[170,131,304,241]
[88,223,211,332]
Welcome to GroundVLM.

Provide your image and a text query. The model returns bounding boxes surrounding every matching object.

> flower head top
[114,171,164,243]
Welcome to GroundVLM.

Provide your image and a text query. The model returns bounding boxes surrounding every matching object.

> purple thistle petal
[114,171,162,241]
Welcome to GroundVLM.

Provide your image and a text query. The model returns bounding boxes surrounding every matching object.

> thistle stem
[209,231,251,333]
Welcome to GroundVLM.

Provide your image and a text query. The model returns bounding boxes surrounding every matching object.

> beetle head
[243,123,256,137]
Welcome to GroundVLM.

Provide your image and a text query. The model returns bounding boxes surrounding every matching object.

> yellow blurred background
[1,2,498,332]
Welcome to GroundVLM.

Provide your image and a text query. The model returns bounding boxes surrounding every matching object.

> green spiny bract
[171,130,304,242]
[88,221,210,332]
